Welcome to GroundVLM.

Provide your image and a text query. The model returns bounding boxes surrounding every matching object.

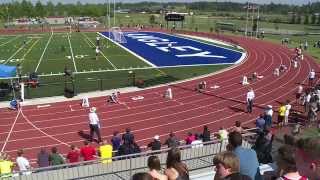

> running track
[0,32,318,166]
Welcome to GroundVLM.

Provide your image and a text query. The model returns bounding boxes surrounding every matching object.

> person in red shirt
[80,141,96,161]
[185,132,195,145]
[66,145,80,163]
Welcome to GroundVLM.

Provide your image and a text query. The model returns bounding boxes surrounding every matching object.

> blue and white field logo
[101,31,245,67]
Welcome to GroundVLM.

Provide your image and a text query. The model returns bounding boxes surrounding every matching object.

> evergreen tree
[304,14,309,24]
[311,14,316,24]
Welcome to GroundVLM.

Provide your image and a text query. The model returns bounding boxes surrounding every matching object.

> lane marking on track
[1,109,21,152]
[37,104,51,108]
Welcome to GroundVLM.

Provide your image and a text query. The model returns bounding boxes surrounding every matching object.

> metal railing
[10,133,256,180]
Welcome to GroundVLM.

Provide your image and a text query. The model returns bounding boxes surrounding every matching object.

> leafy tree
[35,1,45,17]
[289,14,295,24]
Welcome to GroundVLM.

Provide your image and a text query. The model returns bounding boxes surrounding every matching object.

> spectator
[252,132,273,164]
[233,121,244,134]
[256,114,266,132]
[147,156,168,180]
[284,100,292,126]
[276,145,308,180]
[49,147,65,166]
[213,151,251,180]
[185,132,195,145]
[218,127,229,142]
[165,148,189,180]
[191,133,203,148]
[228,131,261,180]
[264,105,273,129]
[131,172,153,180]
[111,131,122,151]
[246,88,255,113]
[88,107,102,143]
[278,103,286,128]
[16,149,31,174]
[164,132,180,148]
[99,140,113,164]
[201,125,211,142]
[117,139,141,157]
[122,128,135,144]
[0,152,14,178]
[66,145,80,163]
[296,137,320,179]
[147,135,161,151]
[80,140,96,161]
[37,148,49,168]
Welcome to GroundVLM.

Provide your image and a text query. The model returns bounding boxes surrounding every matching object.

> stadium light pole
[245,2,249,36]
[256,6,260,38]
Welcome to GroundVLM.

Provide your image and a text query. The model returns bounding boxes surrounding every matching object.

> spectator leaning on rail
[80,140,97,161]
[111,131,122,151]
[163,131,180,148]
[147,135,161,151]
[49,147,65,166]
[213,151,251,180]
[16,149,31,175]
[98,140,113,164]
[0,152,14,178]
[66,145,80,164]
[227,131,261,180]
[122,128,135,144]
[37,148,50,168]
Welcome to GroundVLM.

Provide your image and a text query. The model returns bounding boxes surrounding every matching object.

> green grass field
[0,31,230,100]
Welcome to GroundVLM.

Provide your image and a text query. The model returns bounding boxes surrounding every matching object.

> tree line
[0,0,319,25]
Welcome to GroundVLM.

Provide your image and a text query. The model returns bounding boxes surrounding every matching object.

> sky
[0,0,318,5]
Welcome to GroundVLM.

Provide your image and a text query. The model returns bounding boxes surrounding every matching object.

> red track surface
[0,33,318,166]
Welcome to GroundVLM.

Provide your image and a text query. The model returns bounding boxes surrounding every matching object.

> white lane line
[67,35,78,72]
[84,33,118,70]
[0,35,20,47]
[1,109,21,152]
[3,39,32,64]
[20,108,69,146]
[35,33,53,72]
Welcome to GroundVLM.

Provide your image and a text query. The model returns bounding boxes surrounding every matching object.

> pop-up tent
[0,64,16,78]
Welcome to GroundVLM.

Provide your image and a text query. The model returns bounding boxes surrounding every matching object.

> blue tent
[0,64,16,78]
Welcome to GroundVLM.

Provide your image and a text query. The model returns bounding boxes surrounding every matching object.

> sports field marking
[0,35,20,47]
[35,32,54,72]
[1,109,21,152]
[67,35,78,72]
[3,39,32,64]
[20,108,69,146]
[21,39,40,62]
[83,33,118,70]
[81,33,94,48]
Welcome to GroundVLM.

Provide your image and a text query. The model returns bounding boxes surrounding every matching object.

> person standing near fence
[246,88,255,113]
[88,107,102,143]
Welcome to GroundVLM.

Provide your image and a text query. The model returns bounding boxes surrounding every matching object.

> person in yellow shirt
[99,140,113,164]
[0,153,14,178]
[278,103,286,128]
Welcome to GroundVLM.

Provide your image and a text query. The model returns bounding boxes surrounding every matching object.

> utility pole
[256,6,260,38]
[245,2,249,36]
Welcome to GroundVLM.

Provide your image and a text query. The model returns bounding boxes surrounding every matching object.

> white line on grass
[67,35,78,72]
[3,39,32,64]
[35,32,53,72]
[0,35,20,47]
[1,108,21,152]
[22,39,40,61]
[83,33,118,70]
[81,33,94,48]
